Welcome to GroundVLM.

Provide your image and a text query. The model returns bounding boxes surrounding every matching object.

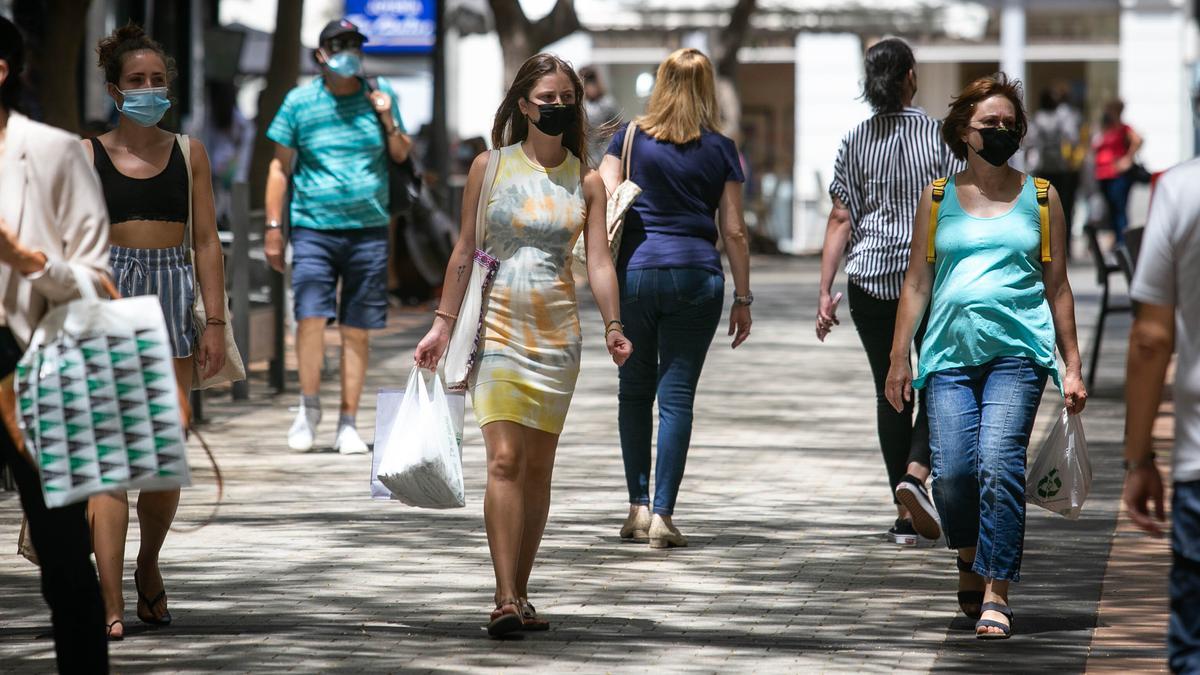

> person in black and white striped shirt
[816,37,963,545]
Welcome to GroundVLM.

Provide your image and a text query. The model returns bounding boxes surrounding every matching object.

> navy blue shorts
[291,226,389,330]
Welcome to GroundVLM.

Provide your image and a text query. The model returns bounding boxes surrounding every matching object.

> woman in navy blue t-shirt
[598,48,752,549]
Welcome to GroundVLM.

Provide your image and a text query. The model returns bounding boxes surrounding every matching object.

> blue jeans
[1099,173,1133,244]
[618,267,724,515]
[927,356,1047,581]
[1170,480,1200,673]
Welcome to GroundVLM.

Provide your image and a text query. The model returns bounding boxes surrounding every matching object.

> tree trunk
[34,0,91,133]
[248,0,305,209]
[487,0,581,85]
[712,0,757,144]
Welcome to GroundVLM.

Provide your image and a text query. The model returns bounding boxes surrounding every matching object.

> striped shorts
[110,244,196,358]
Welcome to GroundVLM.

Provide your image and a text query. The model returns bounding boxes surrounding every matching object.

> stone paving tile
[0,256,1144,673]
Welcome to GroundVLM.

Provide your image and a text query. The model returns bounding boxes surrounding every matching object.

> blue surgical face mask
[325,51,362,78]
[117,86,171,127]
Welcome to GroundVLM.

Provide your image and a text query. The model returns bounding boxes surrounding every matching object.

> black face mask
[529,103,575,137]
[971,126,1021,167]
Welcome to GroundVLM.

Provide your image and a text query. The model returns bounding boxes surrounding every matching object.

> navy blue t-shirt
[606,126,744,274]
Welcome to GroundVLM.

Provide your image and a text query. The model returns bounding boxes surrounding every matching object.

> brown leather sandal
[487,599,523,637]
[518,598,549,631]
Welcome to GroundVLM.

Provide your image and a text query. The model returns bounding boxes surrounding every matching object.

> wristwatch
[266,219,282,230]
[733,292,754,307]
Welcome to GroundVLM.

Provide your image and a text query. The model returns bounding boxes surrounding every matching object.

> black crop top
[89,137,189,225]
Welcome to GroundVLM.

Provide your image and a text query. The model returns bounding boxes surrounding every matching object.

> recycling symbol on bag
[1037,468,1063,499]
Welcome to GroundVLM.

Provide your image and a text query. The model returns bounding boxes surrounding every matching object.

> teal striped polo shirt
[267,77,405,231]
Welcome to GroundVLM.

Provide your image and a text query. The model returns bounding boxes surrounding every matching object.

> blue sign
[345,0,435,55]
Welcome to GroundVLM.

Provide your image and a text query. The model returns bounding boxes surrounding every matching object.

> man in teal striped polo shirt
[263,19,411,454]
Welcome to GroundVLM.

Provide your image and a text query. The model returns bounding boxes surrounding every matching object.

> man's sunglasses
[325,37,364,53]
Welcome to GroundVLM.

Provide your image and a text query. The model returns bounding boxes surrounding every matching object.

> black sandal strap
[979,602,1013,620]
[975,619,1012,634]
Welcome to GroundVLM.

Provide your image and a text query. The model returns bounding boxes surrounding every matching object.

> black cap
[318,19,368,46]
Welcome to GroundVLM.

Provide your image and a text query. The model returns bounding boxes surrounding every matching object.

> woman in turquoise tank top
[884,74,1087,640]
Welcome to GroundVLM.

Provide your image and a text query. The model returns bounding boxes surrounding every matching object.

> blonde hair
[637,48,721,144]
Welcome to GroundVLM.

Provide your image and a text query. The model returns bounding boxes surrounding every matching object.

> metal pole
[230,182,251,401]
[430,0,449,206]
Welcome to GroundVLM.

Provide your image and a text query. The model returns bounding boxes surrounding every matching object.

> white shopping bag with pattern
[1027,407,1091,519]
[17,266,190,508]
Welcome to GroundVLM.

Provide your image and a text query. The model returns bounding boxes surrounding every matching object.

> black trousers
[847,283,931,503]
[0,328,108,673]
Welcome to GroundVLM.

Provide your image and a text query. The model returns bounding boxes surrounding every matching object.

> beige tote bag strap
[475,149,500,246]
[621,120,636,181]
[176,134,194,262]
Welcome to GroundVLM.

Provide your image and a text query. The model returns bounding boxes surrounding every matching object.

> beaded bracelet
[435,309,458,322]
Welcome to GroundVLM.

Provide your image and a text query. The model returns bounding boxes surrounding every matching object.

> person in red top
[1092,99,1143,244]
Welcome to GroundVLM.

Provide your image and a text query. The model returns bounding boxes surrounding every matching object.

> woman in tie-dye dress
[415,54,631,637]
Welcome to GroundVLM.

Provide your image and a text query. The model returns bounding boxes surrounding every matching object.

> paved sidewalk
[0,256,1168,673]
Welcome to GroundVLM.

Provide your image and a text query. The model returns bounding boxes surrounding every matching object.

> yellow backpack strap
[1034,177,1052,263]
[926,177,948,263]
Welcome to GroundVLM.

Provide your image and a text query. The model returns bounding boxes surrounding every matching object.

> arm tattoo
[455,264,467,283]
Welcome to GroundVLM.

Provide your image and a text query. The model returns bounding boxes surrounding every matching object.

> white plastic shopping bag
[1027,407,1091,519]
[376,367,465,508]
[370,385,464,500]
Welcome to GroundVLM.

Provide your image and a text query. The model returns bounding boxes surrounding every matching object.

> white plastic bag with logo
[1027,407,1091,519]
[376,367,465,509]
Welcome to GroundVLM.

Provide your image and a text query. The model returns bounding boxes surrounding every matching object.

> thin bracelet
[605,323,624,337]
[435,309,458,322]
[206,317,226,326]
[605,319,623,329]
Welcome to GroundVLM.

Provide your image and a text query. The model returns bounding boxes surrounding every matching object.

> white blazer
[0,113,110,349]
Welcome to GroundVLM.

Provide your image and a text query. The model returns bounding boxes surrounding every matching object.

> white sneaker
[334,424,369,455]
[287,405,321,452]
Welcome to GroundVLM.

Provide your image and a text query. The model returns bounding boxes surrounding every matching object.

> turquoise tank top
[913,175,1061,391]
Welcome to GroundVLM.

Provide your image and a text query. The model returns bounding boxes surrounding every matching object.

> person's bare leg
[515,426,558,600]
[979,579,1012,636]
[339,327,369,417]
[906,461,930,482]
[88,491,129,637]
[130,358,187,623]
[296,318,327,398]
[482,421,525,605]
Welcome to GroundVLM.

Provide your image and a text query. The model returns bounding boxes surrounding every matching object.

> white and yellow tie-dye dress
[471,143,586,435]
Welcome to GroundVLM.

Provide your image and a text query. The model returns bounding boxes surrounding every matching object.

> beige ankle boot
[649,514,688,549]
[620,505,651,541]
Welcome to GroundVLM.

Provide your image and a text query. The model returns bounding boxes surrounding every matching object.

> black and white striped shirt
[829,108,964,300]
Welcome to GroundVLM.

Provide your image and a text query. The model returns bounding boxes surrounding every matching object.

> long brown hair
[491,53,588,165]
[638,48,721,144]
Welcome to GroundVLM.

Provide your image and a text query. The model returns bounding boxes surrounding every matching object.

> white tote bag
[442,150,501,392]
[17,266,190,508]
[1027,407,1091,519]
[376,367,465,509]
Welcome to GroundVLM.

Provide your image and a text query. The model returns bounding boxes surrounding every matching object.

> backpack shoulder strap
[1033,176,1052,263]
[475,150,500,245]
[926,177,948,264]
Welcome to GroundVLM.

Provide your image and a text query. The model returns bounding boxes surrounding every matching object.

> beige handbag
[176,134,247,390]
[572,120,641,266]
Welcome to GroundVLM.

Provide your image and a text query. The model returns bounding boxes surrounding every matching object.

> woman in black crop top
[81,24,230,641]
